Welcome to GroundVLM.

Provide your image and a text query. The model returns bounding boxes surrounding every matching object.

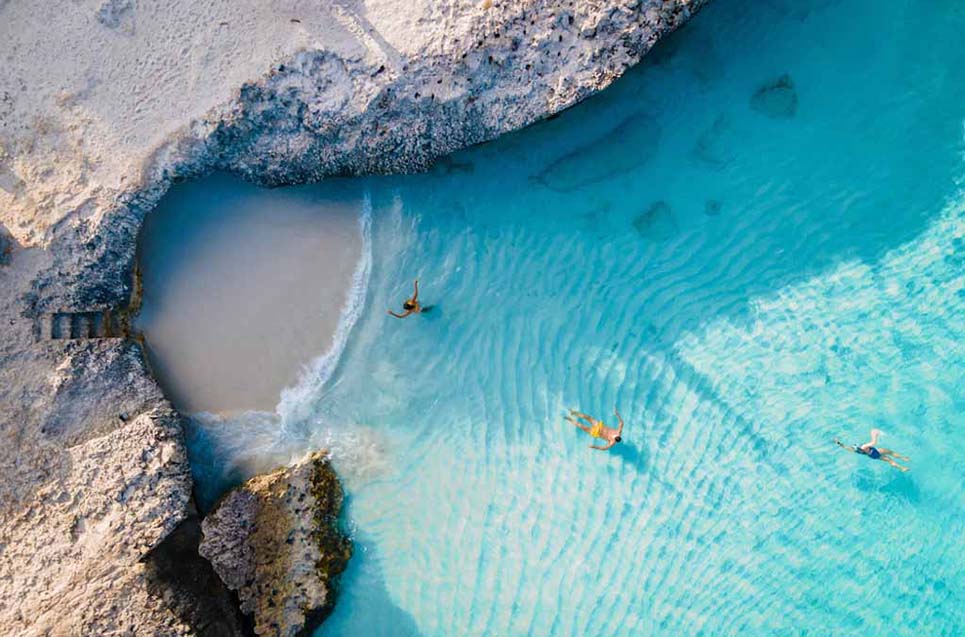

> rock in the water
[750,74,798,118]
[704,199,722,216]
[534,113,661,192]
[200,451,352,637]
[633,201,678,241]
[692,114,734,167]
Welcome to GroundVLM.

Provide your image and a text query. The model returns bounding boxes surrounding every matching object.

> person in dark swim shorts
[834,428,909,472]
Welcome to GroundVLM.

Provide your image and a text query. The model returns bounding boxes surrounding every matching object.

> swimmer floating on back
[834,428,910,472]
[567,407,624,451]
[387,279,425,319]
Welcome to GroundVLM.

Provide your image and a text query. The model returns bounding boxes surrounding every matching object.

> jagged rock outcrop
[143,506,252,637]
[0,400,193,635]
[0,1,708,634]
[200,452,351,637]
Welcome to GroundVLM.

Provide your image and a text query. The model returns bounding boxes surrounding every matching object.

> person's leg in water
[878,447,910,461]
[566,415,593,435]
[569,410,596,426]
[881,455,910,472]
[867,429,910,469]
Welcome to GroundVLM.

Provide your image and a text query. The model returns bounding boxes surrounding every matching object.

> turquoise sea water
[167,0,965,634]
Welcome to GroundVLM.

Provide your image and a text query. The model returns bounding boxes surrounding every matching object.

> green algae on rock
[199,451,351,637]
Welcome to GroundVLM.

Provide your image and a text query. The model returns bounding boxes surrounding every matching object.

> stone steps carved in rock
[43,310,125,340]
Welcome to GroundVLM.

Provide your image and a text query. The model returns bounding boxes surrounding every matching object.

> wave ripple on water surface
[175,0,965,635]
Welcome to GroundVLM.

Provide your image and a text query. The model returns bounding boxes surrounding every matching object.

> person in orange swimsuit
[388,279,424,319]
[567,407,624,451]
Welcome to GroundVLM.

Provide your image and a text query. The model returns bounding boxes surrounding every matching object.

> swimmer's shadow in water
[851,466,920,504]
[610,440,649,473]
[419,305,441,320]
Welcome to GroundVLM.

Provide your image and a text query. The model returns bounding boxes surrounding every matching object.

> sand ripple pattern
[312,197,962,637]
[313,0,965,631]
[183,0,965,634]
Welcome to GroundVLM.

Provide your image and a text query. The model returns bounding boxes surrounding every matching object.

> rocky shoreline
[200,452,351,637]
[0,1,707,634]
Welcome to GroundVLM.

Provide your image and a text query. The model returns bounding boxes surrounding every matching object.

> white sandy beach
[136,174,366,414]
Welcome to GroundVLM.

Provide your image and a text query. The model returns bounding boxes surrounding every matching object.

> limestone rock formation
[0,398,194,636]
[143,508,252,637]
[200,452,352,637]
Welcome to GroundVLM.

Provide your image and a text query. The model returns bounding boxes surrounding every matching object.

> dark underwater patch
[633,201,678,241]
[750,74,798,118]
[692,114,735,168]
[431,156,475,176]
[533,113,661,192]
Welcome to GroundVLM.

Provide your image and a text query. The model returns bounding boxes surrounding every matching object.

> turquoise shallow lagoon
[151,0,965,634]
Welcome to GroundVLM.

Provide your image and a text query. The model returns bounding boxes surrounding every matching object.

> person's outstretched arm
[412,279,419,302]
[865,428,881,448]
[614,407,624,436]
[834,439,855,452]
[387,309,413,319]
[590,441,615,451]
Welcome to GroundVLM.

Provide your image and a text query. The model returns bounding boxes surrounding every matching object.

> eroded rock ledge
[200,452,351,637]
[0,1,707,634]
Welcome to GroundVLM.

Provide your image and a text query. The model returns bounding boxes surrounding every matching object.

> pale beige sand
[0,0,379,243]
[136,173,364,414]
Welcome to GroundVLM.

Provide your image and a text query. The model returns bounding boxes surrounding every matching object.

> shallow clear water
[173,0,965,634]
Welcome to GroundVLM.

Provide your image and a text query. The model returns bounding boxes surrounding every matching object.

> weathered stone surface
[143,509,252,637]
[200,452,351,637]
[0,1,709,633]
[0,405,193,636]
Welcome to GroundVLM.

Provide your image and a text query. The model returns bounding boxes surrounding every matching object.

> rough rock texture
[200,452,351,637]
[0,1,707,634]
[0,402,193,635]
[143,508,253,637]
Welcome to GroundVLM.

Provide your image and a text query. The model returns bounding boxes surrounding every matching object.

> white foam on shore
[138,174,368,413]
[185,193,377,503]
[187,410,391,505]
[277,193,373,424]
